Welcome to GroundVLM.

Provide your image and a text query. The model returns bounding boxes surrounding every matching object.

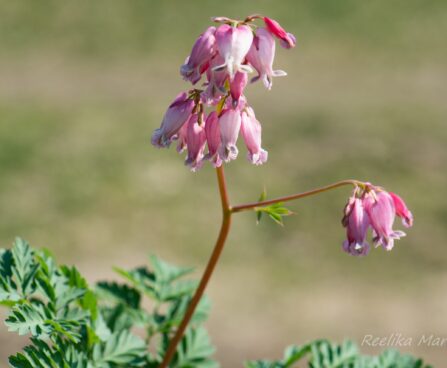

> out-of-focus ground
[1,0,446,366]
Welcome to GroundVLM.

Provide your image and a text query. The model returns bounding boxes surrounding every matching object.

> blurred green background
[1,0,446,365]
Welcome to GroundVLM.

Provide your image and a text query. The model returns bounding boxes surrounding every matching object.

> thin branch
[231,179,362,213]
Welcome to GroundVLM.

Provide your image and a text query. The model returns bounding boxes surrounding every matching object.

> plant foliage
[1,238,215,367]
[1,238,433,367]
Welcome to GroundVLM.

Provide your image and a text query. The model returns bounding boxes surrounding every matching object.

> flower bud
[263,17,296,49]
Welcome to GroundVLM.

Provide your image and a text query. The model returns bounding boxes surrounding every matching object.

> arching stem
[231,180,362,213]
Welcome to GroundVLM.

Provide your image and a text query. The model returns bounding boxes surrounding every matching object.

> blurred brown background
[1,0,446,366]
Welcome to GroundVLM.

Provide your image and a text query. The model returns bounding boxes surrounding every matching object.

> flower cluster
[342,184,414,256]
[151,15,296,171]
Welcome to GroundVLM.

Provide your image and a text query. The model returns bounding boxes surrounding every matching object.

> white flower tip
[248,149,268,165]
[262,75,272,90]
[272,70,287,77]
[239,64,253,74]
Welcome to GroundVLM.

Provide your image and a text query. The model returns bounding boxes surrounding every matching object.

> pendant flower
[341,185,413,256]
[151,14,295,170]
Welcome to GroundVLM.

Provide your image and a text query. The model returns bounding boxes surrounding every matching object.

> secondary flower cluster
[342,184,413,256]
[151,15,296,171]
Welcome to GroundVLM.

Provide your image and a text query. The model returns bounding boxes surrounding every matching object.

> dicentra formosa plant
[0,14,423,368]
[150,14,415,368]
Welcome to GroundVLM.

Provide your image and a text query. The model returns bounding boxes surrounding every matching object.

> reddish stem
[231,179,361,213]
[159,166,232,368]
[159,176,361,367]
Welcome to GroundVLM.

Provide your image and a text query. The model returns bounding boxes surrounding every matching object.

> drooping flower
[218,108,241,162]
[341,196,370,256]
[176,120,188,153]
[389,192,414,228]
[204,111,222,167]
[213,24,253,79]
[263,17,296,49]
[363,190,406,251]
[230,71,248,107]
[202,54,228,105]
[246,27,287,90]
[180,26,216,85]
[240,107,268,165]
[184,113,207,171]
[151,92,195,148]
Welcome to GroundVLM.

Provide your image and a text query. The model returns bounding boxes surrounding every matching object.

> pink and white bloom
[246,27,287,90]
[389,192,413,228]
[151,92,195,148]
[204,111,222,167]
[230,71,248,107]
[240,107,268,165]
[180,26,216,85]
[364,190,406,251]
[264,17,296,49]
[184,113,207,171]
[218,108,241,162]
[202,54,228,105]
[213,24,253,79]
[342,196,370,256]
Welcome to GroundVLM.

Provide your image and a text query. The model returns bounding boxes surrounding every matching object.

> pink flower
[218,108,241,162]
[184,113,206,171]
[180,26,216,85]
[240,107,268,165]
[176,121,188,153]
[204,111,222,167]
[246,27,287,90]
[202,54,228,105]
[389,192,414,228]
[263,17,296,49]
[151,92,195,148]
[364,191,406,251]
[213,24,253,79]
[342,197,370,256]
[230,71,248,107]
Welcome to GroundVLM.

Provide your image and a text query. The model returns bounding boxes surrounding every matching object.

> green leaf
[256,188,267,224]
[169,327,218,368]
[91,330,147,367]
[150,254,194,284]
[6,304,52,339]
[96,281,141,309]
[5,303,82,343]
[255,203,293,226]
[11,238,39,297]
[115,256,195,303]
[309,340,358,368]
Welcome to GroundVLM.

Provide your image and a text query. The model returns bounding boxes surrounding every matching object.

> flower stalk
[159,175,367,368]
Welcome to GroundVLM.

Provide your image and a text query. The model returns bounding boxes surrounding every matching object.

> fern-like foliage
[1,238,216,367]
[1,238,434,367]
[245,340,433,368]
